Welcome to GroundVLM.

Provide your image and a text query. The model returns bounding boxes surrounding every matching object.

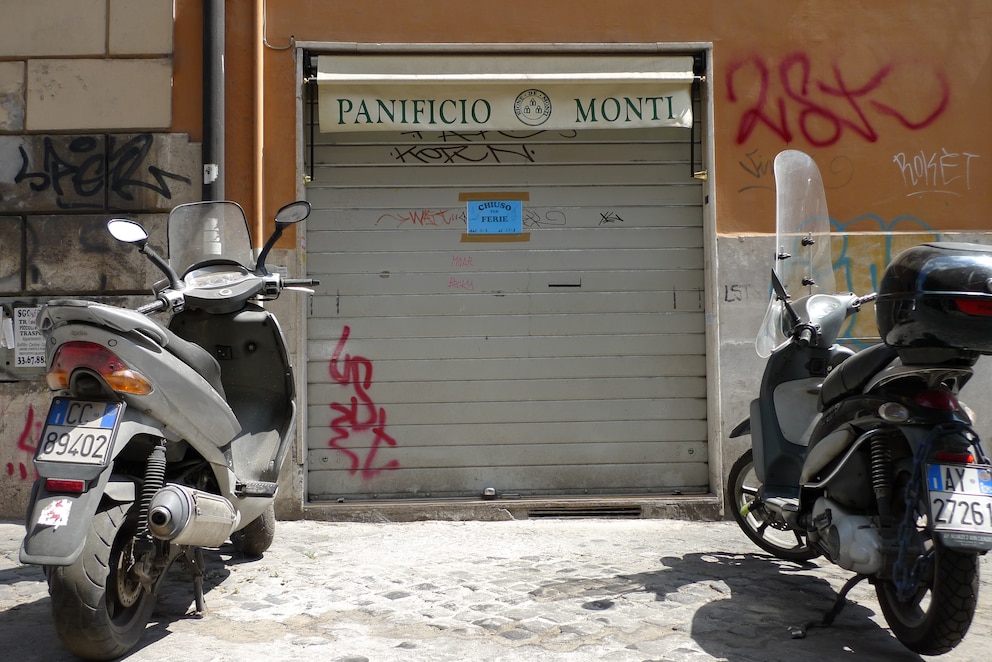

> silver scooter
[19,199,316,660]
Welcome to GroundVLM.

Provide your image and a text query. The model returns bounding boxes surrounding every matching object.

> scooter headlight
[878,402,910,423]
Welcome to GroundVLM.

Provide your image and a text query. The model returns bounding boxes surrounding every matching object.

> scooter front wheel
[47,503,155,660]
[727,449,820,562]
[231,503,276,558]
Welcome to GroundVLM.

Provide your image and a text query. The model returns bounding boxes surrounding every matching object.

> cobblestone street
[2,518,990,661]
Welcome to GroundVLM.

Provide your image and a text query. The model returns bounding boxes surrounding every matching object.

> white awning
[315,54,695,133]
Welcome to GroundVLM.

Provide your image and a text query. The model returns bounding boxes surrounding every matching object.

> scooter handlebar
[283,278,320,287]
[137,299,168,315]
[859,292,878,305]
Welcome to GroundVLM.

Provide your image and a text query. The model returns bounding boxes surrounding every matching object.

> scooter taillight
[45,478,86,493]
[914,389,960,411]
[954,298,992,316]
[935,451,976,463]
[46,341,153,395]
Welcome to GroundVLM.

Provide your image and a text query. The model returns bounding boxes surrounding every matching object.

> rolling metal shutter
[304,57,706,502]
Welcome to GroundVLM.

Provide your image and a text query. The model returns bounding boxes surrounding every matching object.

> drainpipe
[203,0,225,201]
[253,0,265,251]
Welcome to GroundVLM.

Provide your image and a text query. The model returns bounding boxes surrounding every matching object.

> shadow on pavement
[0,544,253,660]
[533,551,924,662]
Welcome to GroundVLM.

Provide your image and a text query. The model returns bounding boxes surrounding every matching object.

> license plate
[35,398,123,466]
[926,463,992,549]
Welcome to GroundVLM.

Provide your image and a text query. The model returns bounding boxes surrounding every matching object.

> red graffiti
[375,208,464,228]
[726,53,949,147]
[6,405,40,481]
[327,325,400,479]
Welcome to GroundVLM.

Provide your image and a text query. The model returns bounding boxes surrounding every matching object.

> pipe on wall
[254,0,265,249]
[202,0,225,201]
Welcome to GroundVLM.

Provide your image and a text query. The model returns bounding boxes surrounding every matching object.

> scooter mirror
[107,219,149,245]
[274,200,311,226]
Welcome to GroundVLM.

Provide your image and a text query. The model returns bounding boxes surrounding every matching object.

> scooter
[727,150,991,656]
[19,199,317,660]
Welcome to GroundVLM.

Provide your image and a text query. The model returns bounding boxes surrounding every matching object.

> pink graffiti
[447,276,475,291]
[375,209,464,228]
[726,53,949,147]
[6,405,40,481]
[327,325,400,479]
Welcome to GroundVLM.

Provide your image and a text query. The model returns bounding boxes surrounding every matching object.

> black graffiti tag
[15,134,191,209]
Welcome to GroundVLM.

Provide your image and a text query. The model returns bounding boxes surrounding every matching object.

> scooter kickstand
[184,546,207,616]
[789,574,867,639]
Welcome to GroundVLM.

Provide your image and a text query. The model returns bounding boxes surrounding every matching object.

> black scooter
[727,150,991,656]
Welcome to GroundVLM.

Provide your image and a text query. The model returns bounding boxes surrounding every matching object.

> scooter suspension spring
[137,440,167,540]
[871,436,893,516]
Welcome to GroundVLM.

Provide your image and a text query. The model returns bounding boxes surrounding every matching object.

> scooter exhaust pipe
[147,484,239,547]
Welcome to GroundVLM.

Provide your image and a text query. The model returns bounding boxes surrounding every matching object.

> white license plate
[35,398,122,466]
[926,463,992,549]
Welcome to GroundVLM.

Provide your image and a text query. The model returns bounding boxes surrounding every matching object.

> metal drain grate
[526,505,643,519]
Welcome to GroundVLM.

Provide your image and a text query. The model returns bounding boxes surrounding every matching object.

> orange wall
[175,1,992,238]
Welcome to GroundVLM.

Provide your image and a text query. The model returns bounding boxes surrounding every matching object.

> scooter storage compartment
[876,242,992,356]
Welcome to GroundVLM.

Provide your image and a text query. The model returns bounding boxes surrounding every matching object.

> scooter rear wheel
[875,494,979,655]
[47,503,155,660]
[728,449,819,562]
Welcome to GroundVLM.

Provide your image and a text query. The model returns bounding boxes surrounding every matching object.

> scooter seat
[819,343,898,410]
[162,331,226,398]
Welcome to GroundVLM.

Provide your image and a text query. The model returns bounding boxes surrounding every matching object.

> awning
[315,54,695,133]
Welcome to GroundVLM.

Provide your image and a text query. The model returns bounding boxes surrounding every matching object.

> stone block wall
[0,0,198,518]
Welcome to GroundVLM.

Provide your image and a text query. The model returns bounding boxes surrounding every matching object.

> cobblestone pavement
[1,517,990,661]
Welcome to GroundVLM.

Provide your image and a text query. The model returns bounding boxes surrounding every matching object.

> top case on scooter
[877,242,992,359]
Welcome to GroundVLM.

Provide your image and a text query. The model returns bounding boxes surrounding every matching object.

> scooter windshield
[167,201,255,275]
[755,151,835,357]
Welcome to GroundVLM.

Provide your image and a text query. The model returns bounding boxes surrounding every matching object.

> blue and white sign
[467,200,523,235]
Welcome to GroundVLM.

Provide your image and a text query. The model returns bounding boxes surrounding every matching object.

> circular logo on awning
[514,89,552,126]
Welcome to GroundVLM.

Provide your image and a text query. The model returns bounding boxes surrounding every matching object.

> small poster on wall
[13,306,45,368]
[466,200,523,235]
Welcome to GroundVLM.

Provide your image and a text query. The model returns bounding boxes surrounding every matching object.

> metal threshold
[298,494,722,523]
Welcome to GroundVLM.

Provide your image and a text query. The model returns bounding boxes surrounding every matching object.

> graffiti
[392,129,538,164]
[14,134,191,209]
[737,150,854,193]
[389,129,578,164]
[724,283,762,303]
[726,53,949,147]
[376,208,465,228]
[6,405,40,480]
[737,149,775,191]
[523,209,567,228]
[892,148,980,197]
[598,211,625,225]
[448,276,475,291]
[374,208,565,229]
[832,215,939,344]
[451,255,474,268]
[394,142,535,164]
[327,325,400,479]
